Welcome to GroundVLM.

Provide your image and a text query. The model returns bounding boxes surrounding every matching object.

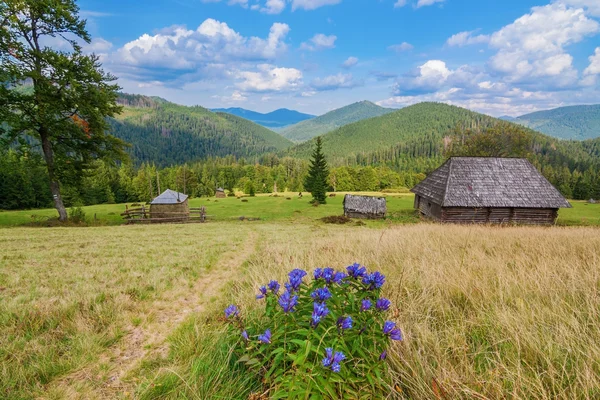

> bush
[320,215,351,224]
[69,205,87,224]
[224,265,402,398]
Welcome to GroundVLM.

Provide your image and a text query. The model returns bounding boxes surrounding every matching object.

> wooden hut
[411,157,571,225]
[343,194,387,219]
[215,187,226,198]
[150,189,189,219]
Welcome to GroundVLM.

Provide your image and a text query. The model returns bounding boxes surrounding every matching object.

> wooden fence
[121,206,207,224]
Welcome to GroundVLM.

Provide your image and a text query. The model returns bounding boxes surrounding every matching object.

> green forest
[2,100,600,210]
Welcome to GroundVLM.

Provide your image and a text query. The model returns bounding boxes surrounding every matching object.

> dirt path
[45,229,259,399]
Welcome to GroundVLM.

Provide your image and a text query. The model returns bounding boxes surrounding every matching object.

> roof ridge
[441,158,453,207]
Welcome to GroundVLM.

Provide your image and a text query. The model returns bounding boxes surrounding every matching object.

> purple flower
[321,267,335,284]
[278,290,298,313]
[361,299,372,311]
[379,350,387,360]
[311,287,332,302]
[322,348,345,373]
[333,271,348,284]
[347,263,367,279]
[268,280,280,294]
[311,301,330,327]
[363,271,385,290]
[256,286,267,300]
[258,329,271,344]
[337,316,353,330]
[242,330,249,341]
[224,305,239,318]
[287,269,307,292]
[383,321,403,341]
[314,268,323,280]
[375,298,391,311]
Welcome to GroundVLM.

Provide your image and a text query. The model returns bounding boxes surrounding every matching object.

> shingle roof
[411,157,571,208]
[150,189,188,205]
[343,194,387,214]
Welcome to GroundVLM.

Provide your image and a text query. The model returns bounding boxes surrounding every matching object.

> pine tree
[304,137,329,204]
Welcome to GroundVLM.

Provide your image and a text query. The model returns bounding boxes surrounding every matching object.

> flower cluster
[224,263,403,395]
[322,348,345,373]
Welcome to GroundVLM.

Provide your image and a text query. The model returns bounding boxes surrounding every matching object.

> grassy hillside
[2,221,600,398]
[110,94,293,166]
[513,104,600,140]
[279,100,394,142]
[210,107,314,128]
[285,102,500,160]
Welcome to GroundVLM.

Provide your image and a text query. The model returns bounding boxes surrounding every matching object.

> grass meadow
[0,193,599,227]
[1,208,599,398]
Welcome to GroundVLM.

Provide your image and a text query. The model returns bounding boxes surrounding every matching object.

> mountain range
[210,107,314,128]
[507,105,600,140]
[278,101,394,142]
[111,94,292,166]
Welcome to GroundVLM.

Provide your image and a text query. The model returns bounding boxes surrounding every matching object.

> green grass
[1,193,597,227]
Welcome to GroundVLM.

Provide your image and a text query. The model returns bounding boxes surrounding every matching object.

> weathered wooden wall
[150,199,189,219]
[415,195,442,219]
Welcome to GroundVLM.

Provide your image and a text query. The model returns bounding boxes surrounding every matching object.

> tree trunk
[40,131,68,221]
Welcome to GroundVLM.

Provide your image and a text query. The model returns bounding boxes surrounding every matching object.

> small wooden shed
[411,157,571,225]
[215,187,226,198]
[343,194,387,219]
[150,189,189,219]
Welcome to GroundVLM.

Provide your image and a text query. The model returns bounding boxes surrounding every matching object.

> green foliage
[0,0,126,220]
[446,123,534,158]
[225,266,400,398]
[514,104,600,140]
[68,205,86,224]
[304,137,329,204]
[280,101,394,142]
[109,94,293,166]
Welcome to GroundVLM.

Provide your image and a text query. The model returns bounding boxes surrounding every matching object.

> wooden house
[411,157,571,225]
[215,187,226,198]
[150,189,189,219]
[343,194,387,219]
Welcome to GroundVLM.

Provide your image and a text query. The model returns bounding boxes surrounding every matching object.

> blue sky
[76,0,600,116]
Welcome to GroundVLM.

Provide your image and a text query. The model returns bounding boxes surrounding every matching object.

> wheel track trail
[43,229,259,400]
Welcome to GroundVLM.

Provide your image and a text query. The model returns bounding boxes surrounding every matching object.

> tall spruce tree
[304,136,329,204]
[0,0,125,221]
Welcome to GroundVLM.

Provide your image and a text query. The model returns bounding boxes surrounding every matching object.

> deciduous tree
[0,0,125,221]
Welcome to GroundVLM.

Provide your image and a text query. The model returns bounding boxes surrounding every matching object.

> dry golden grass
[1,222,599,399]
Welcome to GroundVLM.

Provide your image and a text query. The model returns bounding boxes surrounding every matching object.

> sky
[76,0,600,116]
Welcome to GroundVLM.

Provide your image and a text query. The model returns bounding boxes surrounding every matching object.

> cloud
[487,3,599,86]
[79,10,113,18]
[584,47,600,75]
[261,0,286,14]
[301,33,337,51]
[388,42,413,52]
[416,0,444,8]
[341,56,358,68]
[311,73,362,91]
[291,0,342,11]
[235,64,303,92]
[394,0,407,7]
[114,19,290,77]
[82,37,113,53]
[201,0,249,8]
[213,90,248,102]
[446,30,489,47]
[370,71,398,81]
[555,0,600,17]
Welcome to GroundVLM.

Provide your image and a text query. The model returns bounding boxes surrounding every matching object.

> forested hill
[110,94,293,166]
[510,105,600,140]
[285,102,500,161]
[279,101,394,142]
[210,107,315,128]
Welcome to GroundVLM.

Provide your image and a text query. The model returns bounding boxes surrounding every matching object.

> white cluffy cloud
[261,0,286,14]
[235,64,303,92]
[116,19,290,71]
[446,30,489,47]
[311,73,362,90]
[416,0,444,8]
[291,0,342,11]
[341,56,358,68]
[388,42,413,52]
[301,33,337,51]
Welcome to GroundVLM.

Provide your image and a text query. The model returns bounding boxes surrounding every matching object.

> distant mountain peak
[512,104,600,140]
[210,107,315,129]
